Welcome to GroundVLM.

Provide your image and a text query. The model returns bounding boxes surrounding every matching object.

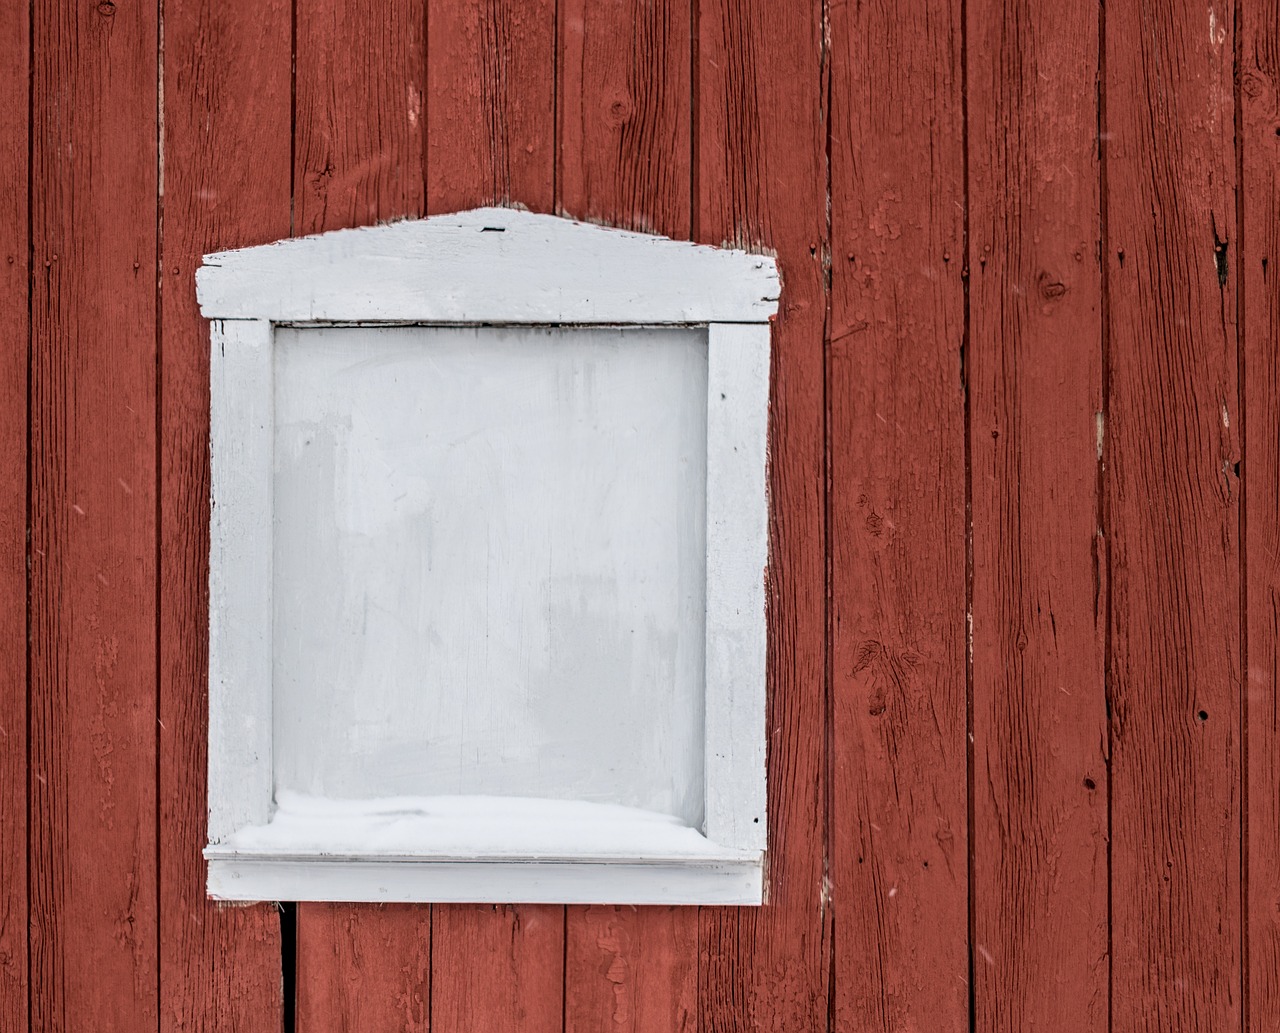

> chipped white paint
[204,209,775,904]
[196,207,780,324]
[1209,6,1227,47]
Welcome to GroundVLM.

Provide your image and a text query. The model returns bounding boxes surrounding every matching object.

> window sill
[205,793,765,904]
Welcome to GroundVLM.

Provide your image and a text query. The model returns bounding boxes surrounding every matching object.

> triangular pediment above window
[196,207,780,325]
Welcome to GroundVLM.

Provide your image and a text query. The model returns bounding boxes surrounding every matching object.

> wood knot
[851,640,881,676]
[96,0,116,15]
[867,685,888,716]
[1242,70,1268,100]
[606,95,633,127]
[1037,272,1067,300]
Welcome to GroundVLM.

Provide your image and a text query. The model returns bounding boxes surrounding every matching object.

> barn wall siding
[0,3,28,1031]
[966,1,1108,1029]
[159,0,292,1030]
[3,0,1274,1030]
[828,1,967,1027]
[1106,3,1243,1029]
[558,2,702,1029]
[1243,1,1280,1028]
[29,2,160,1031]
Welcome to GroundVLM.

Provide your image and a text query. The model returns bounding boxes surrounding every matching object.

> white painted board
[196,207,780,324]
[704,323,770,852]
[220,792,734,858]
[206,855,763,905]
[271,325,708,825]
[208,319,274,844]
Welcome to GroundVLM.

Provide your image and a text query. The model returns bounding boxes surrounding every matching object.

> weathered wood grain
[557,0,690,236]
[159,0,291,1028]
[565,907,696,1033]
[427,0,555,213]
[697,0,828,1028]
[827,1,967,1029]
[1242,2,1280,1027]
[432,905,564,1033]
[556,2,699,1016]
[292,1,429,1024]
[28,0,159,1029]
[1105,1,1241,1028]
[0,3,28,1029]
[967,0,1109,1028]
[294,0,425,235]
[296,904,430,1032]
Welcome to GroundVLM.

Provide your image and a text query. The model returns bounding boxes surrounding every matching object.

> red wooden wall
[1,0,1277,1030]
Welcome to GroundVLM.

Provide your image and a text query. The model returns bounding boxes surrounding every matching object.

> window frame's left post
[207,317,275,852]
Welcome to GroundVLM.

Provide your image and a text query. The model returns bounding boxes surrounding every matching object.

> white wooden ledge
[206,854,764,906]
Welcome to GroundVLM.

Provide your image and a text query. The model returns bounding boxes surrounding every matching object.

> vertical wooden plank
[1242,1,1280,1027]
[697,1,827,1029]
[29,0,159,1030]
[159,0,291,1027]
[427,0,555,213]
[427,3,563,1029]
[294,0,425,235]
[967,0,1109,1028]
[827,0,968,1029]
[565,907,696,1033]
[0,1,28,1028]
[292,1,428,1028]
[1106,0,1241,1029]
[557,3,697,1028]
[557,0,690,235]
[296,904,430,1031]
[432,905,564,1033]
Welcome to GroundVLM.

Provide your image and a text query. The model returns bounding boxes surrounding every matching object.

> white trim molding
[198,206,779,324]
[205,854,763,907]
[200,208,776,905]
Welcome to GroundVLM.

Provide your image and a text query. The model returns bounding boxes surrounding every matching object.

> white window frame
[197,208,777,905]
